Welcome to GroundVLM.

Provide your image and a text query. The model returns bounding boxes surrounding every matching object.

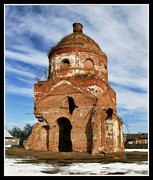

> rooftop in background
[124,133,148,140]
[5,128,13,139]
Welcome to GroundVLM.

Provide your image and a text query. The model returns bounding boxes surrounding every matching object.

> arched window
[60,58,70,69]
[62,58,70,65]
[106,108,113,119]
[57,117,72,152]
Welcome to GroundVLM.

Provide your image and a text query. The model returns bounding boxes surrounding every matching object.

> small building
[123,133,148,149]
[5,128,20,147]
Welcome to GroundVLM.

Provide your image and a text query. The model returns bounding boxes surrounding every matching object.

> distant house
[5,128,20,147]
[123,133,148,149]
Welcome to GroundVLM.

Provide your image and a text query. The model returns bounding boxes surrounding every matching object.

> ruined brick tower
[25,23,125,154]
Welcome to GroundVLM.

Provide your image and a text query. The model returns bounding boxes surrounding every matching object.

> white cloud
[116,87,148,110]
[16,77,34,85]
[5,65,35,79]
[5,50,48,67]
[6,84,33,97]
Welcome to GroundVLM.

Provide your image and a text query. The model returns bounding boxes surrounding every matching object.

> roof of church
[48,23,104,58]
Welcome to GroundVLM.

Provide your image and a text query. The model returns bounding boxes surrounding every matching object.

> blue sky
[4,4,149,134]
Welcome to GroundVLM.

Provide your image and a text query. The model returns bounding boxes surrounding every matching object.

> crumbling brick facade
[25,23,125,154]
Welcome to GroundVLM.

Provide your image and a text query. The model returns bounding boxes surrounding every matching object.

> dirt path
[5,147,148,164]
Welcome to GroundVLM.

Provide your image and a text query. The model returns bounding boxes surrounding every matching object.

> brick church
[25,23,125,155]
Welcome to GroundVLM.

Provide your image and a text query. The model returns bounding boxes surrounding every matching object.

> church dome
[48,23,104,58]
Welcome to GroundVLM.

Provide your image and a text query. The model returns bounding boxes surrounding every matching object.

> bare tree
[42,67,48,80]
[34,67,48,82]
[9,124,33,140]
[34,73,42,82]
[23,124,33,139]
[9,127,24,139]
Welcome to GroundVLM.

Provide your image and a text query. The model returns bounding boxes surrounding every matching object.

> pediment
[47,80,96,99]
[48,80,83,95]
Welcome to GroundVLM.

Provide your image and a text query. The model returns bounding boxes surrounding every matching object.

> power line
[25,113,34,115]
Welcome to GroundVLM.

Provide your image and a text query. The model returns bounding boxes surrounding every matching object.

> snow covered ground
[125,149,148,152]
[4,149,149,176]
[4,157,149,176]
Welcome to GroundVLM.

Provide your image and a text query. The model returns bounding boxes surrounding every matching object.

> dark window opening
[58,117,72,152]
[62,58,70,65]
[48,64,51,79]
[49,64,51,72]
[43,126,49,150]
[68,96,78,114]
[106,108,113,119]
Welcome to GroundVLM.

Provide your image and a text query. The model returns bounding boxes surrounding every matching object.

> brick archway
[57,117,72,152]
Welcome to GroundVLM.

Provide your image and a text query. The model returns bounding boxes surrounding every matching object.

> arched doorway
[57,117,72,152]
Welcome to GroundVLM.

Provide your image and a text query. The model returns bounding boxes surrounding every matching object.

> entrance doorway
[57,117,72,152]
